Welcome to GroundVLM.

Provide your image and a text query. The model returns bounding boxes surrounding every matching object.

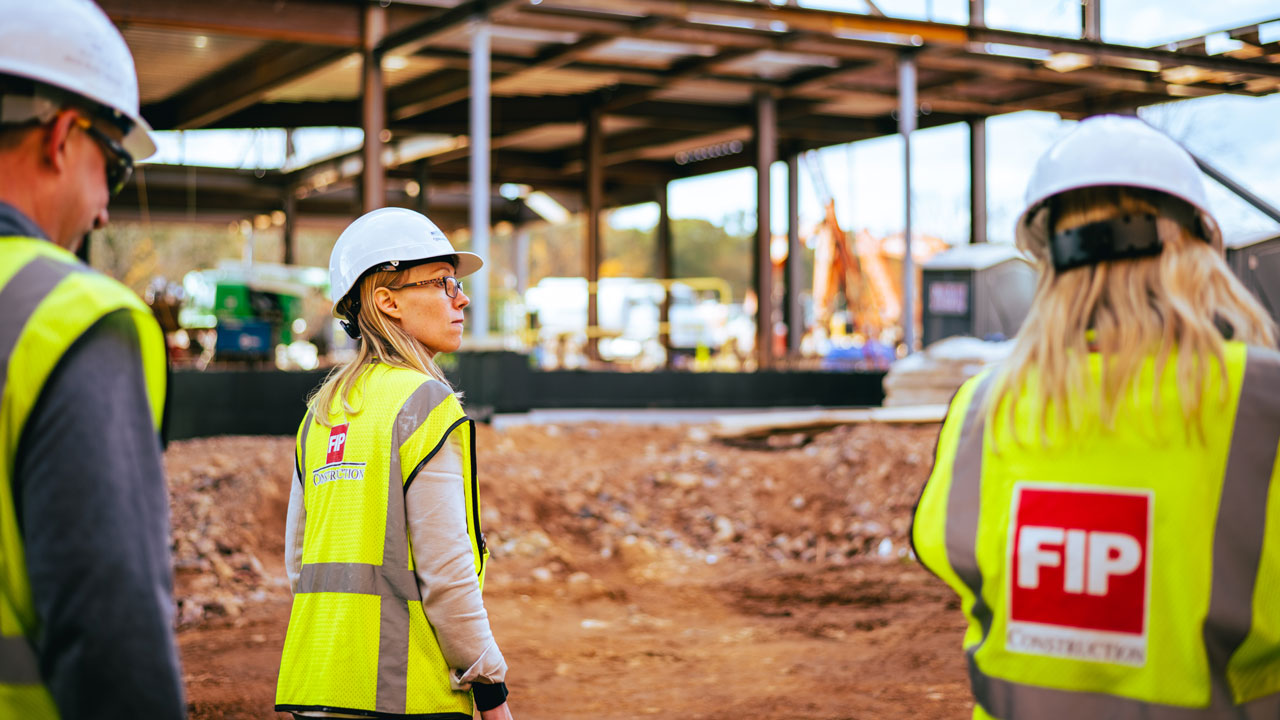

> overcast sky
[148,0,1280,245]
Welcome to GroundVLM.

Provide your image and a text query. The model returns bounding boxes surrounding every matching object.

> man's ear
[373,286,402,320]
[42,111,77,174]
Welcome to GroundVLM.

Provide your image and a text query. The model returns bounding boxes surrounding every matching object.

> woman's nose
[454,289,469,309]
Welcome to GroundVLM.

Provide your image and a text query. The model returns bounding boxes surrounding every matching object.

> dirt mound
[165,436,293,627]
[478,421,940,581]
[163,420,942,625]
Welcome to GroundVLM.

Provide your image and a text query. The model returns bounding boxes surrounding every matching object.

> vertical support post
[361,4,386,214]
[656,183,673,367]
[785,152,803,357]
[969,0,984,27]
[1082,0,1101,40]
[283,190,297,265]
[969,117,987,244]
[754,91,777,370]
[469,18,491,339]
[584,106,604,361]
[415,160,430,216]
[899,53,917,355]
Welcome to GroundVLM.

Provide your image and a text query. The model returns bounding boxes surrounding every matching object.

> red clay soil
[166,422,974,720]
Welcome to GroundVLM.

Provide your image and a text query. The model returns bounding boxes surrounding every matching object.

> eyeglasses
[72,115,134,196]
[389,275,464,299]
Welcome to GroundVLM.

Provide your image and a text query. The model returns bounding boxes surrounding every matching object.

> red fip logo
[1010,485,1150,635]
[326,424,349,464]
[1005,484,1151,665]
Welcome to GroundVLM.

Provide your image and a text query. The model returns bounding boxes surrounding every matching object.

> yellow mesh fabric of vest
[916,343,1279,716]
[0,238,165,720]
[278,364,482,717]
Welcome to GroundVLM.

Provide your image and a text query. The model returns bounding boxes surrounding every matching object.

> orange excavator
[805,150,947,340]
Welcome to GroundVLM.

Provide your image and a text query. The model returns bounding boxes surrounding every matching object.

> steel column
[469,18,491,339]
[415,160,430,216]
[754,92,777,369]
[1082,0,1101,41]
[786,152,804,356]
[969,0,984,27]
[361,4,386,214]
[899,53,917,354]
[969,117,987,243]
[657,183,674,367]
[283,190,297,264]
[585,106,604,361]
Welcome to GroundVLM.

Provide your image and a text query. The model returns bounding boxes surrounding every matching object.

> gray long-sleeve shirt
[2,203,185,719]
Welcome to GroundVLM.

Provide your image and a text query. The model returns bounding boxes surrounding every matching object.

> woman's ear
[372,286,403,320]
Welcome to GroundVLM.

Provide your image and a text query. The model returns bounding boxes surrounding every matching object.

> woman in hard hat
[912,115,1280,718]
[276,207,513,720]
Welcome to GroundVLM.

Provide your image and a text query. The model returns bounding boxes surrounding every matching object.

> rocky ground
[166,420,972,719]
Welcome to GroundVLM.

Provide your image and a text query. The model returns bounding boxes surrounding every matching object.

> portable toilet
[921,243,1037,347]
[1225,232,1280,328]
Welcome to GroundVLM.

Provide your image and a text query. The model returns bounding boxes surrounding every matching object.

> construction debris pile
[165,436,294,627]
[164,421,942,625]
[881,336,1012,407]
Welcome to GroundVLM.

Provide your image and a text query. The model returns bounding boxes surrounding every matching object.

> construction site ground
[167,419,974,719]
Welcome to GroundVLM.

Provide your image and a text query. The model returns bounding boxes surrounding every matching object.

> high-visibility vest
[913,341,1280,719]
[276,364,488,719]
[0,237,166,718]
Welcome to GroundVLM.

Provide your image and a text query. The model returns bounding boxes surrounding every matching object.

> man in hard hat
[0,0,184,718]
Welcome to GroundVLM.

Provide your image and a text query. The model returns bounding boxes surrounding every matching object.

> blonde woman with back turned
[276,207,513,720]
[912,115,1280,718]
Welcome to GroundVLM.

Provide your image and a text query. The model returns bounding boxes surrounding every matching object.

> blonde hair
[988,187,1276,445]
[309,265,454,427]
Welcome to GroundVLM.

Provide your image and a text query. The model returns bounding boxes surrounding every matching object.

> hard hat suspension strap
[1048,198,1203,272]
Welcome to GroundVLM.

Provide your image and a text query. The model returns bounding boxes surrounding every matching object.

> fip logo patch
[314,423,365,487]
[327,423,349,464]
[1006,483,1152,666]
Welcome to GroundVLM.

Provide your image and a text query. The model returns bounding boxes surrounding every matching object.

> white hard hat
[1015,115,1218,250]
[0,0,155,159]
[329,207,484,317]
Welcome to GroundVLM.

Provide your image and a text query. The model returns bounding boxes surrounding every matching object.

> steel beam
[754,91,777,370]
[379,0,523,58]
[144,44,349,129]
[102,0,362,46]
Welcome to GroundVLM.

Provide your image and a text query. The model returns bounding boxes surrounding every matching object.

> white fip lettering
[329,433,346,453]
[1017,526,1064,589]
[1087,532,1141,596]
[1064,529,1087,594]
[1018,525,1142,595]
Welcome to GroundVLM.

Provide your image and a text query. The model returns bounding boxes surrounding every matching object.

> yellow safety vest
[0,237,166,718]
[913,341,1280,719]
[276,363,488,719]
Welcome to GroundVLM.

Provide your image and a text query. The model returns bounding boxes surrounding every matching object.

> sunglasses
[72,115,134,196]
[389,275,464,299]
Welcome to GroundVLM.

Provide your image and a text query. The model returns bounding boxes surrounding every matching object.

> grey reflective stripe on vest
[0,636,40,685]
[944,375,998,702]
[0,256,79,421]
[295,380,459,715]
[0,256,79,686]
[950,353,1280,719]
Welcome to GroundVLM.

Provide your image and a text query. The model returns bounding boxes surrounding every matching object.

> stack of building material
[882,336,1013,407]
